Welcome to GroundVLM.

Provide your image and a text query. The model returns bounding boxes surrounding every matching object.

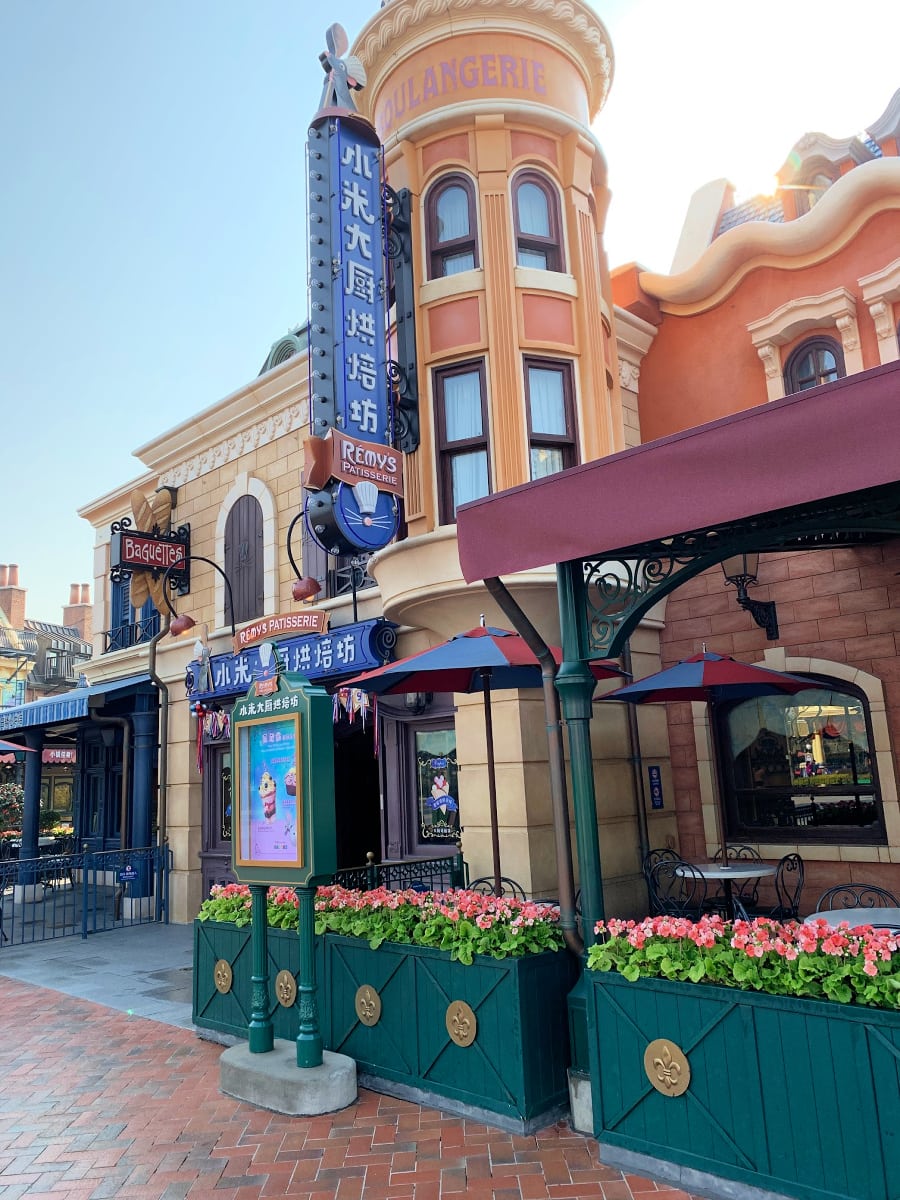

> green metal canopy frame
[456,362,900,945]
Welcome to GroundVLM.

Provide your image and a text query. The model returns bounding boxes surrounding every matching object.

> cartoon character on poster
[247,719,299,863]
[425,771,458,837]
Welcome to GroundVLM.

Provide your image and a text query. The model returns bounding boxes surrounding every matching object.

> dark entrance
[333,718,380,868]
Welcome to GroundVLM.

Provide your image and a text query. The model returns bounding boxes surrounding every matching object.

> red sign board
[304,429,404,498]
[112,532,187,572]
[233,612,330,654]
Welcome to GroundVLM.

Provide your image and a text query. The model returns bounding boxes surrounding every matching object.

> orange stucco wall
[371,34,590,142]
[637,209,900,441]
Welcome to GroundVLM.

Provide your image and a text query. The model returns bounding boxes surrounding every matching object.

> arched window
[223,495,264,626]
[717,679,885,844]
[513,172,563,271]
[425,175,479,278]
[783,336,845,394]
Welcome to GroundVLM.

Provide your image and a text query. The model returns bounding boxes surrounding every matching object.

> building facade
[68,0,672,924]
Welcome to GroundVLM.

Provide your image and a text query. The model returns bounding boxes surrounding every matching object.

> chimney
[63,583,93,643]
[0,564,26,628]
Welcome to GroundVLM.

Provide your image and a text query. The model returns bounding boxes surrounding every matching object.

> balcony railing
[103,613,160,654]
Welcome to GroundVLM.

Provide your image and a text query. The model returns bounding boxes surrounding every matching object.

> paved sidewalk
[0,928,711,1200]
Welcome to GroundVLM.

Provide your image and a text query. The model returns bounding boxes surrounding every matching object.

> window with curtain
[718,681,884,844]
[513,172,563,271]
[524,358,576,479]
[434,361,490,523]
[425,175,479,279]
[783,336,845,394]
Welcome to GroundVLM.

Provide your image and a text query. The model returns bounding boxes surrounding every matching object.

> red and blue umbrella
[343,626,625,893]
[598,651,813,705]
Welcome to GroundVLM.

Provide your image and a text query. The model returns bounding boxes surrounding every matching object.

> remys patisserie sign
[373,36,588,137]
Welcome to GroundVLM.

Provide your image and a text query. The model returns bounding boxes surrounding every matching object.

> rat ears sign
[230,658,336,887]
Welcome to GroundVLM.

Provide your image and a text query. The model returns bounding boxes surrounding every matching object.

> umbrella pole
[707,701,730,873]
[480,668,502,897]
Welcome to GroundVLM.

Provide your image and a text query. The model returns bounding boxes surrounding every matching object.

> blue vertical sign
[648,765,664,809]
[304,108,400,556]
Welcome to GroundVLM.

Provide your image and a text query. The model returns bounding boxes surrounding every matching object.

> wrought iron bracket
[385,185,419,454]
[738,595,779,640]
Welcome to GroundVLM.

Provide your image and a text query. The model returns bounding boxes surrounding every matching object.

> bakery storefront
[183,617,460,895]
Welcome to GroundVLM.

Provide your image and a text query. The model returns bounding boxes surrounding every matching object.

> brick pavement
[0,977,705,1200]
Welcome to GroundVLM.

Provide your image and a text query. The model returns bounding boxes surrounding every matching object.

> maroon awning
[457,360,900,582]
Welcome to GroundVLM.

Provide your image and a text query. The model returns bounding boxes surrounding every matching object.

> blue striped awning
[0,674,153,733]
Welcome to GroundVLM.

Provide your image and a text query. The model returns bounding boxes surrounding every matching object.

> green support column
[295,885,323,1068]
[248,883,274,1053]
[555,560,605,943]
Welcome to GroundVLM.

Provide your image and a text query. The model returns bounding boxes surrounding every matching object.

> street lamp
[721,551,779,640]
[285,511,323,602]
[160,555,237,638]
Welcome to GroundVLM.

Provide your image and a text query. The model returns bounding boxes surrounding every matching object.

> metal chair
[816,883,899,911]
[647,858,707,919]
[744,854,805,920]
[771,854,805,919]
[467,876,527,900]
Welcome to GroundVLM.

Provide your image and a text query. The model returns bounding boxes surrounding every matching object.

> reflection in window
[783,336,845,394]
[720,684,883,842]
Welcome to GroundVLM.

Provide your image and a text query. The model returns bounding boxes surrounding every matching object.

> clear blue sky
[2,0,898,623]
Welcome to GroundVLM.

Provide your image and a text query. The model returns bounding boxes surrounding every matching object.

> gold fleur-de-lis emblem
[643,1038,690,1097]
[354,984,382,1026]
[445,1001,477,1047]
[276,970,297,1007]
[213,959,233,994]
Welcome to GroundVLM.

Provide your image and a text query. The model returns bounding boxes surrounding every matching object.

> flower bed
[585,914,900,1200]
[588,913,900,1009]
[193,883,575,1131]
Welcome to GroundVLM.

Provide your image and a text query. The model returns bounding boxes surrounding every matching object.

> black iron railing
[0,843,170,947]
[331,849,466,893]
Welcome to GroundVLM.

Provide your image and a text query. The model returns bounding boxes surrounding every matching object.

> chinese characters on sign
[303,95,400,556]
[185,619,397,703]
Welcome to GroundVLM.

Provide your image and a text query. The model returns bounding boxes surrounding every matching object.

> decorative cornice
[639,158,900,314]
[159,404,306,487]
[354,0,613,118]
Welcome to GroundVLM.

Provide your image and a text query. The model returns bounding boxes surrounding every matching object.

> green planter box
[193,920,576,1130]
[324,933,576,1128]
[588,972,900,1200]
[193,920,326,1043]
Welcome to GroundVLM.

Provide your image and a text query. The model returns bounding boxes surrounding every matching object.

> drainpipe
[147,617,171,850]
[89,709,131,850]
[621,642,650,866]
[483,576,583,955]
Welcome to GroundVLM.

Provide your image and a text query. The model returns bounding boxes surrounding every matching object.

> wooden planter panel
[326,936,575,1123]
[192,922,325,1043]
[193,922,575,1125]
[589,973,900,1200]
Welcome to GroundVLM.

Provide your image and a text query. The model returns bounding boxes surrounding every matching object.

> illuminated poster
[416,728,460,841]
[236,714,303,867]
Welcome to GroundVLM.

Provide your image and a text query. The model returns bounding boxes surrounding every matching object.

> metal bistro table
[677,861,777,922]
[805,907,900,934]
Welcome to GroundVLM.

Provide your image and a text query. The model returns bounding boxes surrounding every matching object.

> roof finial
[480,613,486,627]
